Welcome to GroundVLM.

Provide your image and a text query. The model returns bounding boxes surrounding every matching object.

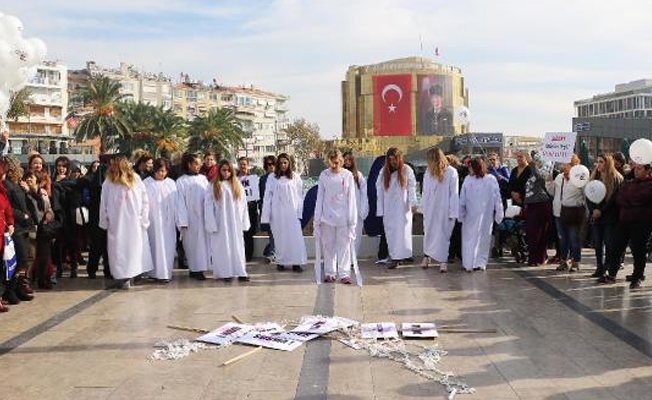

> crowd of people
[0,144,651,312]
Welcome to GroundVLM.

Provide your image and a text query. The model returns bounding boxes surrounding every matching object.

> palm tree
[187,108,244,157]
[153,108,187,158]
[73,76,130,154]
[116,102,156,155]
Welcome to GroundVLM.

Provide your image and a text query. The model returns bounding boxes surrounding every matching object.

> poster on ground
[541,132,577,163]
[401,323,439,338]
[195,323,252,346]
[360,323,399,339]
[236,332,304,351]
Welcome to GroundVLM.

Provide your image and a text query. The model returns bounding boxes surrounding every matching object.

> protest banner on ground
[541,132,577,163]
[360,323,399,339]
[401,323,439,338]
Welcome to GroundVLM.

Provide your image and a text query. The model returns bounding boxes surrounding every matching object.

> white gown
[176,174,210,272]
[314,169,357,278]
[144,177,177,280]
[204,182,251,279]
[260,175,307,266]
[99,175,153,280]
[422,166,459,263]
[353,171,369,253]
[459,174,504,271]
[376,165,417,260]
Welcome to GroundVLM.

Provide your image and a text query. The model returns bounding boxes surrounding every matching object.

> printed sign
[195,323,252,346]
[401,323,439,338]
[541,132,577,163]
[360,323,399,339]
[292,316,355,335]
[236,332,304,351]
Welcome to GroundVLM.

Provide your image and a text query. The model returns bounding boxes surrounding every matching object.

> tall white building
[7,60,70,155]
[575,79,652,119]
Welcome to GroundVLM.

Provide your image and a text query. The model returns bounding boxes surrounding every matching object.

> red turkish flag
[373,74,412,136]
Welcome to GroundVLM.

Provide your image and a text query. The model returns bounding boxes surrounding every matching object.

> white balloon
[28,38,47,63]
[569,165,590,188]
[584,180,607,204]
[629,138,652,165]
[505,205,522,219]
[454,105,471,126]
[2,66,34,92]
[0,91,9,117]
[0,15,24,42]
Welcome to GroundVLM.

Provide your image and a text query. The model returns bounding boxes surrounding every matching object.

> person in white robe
[144,159,177,282]
[344,151,369,253]
[459,157,504,272]
[314,150,357,283]
[376,147,417,269]
[99,156,153,289]
[204,160,251,282]
[176,153,210,280]
[421,147,459,273]
[260,153,307,272]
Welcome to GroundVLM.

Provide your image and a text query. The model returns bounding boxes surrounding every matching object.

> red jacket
[617,177,652,223]
[0,182,15,255]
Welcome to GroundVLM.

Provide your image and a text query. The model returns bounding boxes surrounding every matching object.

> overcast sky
[3,0,652,138]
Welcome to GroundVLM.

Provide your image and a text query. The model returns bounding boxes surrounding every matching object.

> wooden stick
[166,325,210,334]
[231,314,246,324]
[221,346,263,366]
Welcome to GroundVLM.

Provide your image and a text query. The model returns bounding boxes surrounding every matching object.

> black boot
[15,284,34,301]
[70,264,78,279]
[2,287,20,305]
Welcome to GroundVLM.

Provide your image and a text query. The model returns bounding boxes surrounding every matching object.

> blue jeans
[555,217,581,262]
[590,222,615,272]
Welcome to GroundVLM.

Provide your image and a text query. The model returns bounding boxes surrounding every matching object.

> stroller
[497,218,528,263]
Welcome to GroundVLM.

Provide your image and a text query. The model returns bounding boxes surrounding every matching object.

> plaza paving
[2,250,652,400]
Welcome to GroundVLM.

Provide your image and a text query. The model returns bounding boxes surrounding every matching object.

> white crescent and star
[381,84,403,113]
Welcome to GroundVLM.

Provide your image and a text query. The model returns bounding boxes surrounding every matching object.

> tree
[7,88,31,121]
[283,118,324,174]
[187,108,244,157]
[72,76,130,154]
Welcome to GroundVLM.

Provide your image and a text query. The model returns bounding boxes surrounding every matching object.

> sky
[2,0,652,139]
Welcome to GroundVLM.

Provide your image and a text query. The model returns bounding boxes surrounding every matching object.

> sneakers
[375,258,390,265]
[439,263,448,273]
[598,275,616,284]
[626,274,646,282]
[340,277,352,285]
[556,260,569,272]
[630,279,643,289]
[324,275,335,283]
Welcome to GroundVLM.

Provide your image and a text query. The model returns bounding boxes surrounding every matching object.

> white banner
[541,132,577,163]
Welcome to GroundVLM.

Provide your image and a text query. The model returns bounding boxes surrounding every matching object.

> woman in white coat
[421,147,459,273]
[144,159,177,283]
[314,150,357,284]
[376,147,417,269]
[260,153,307,272]
[176,153,210,280]
[343,151,369,253]
[99,156,153,289]
[459,157,504,272]
[204,160,251,282]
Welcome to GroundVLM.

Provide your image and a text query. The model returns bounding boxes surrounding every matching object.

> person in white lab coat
[421,147,459,273]
[143,158,177,282]
[176,153,210,280]
[376,147,417,269]
[458,157,504,272]
[314,150,357,284]
[260,153,307,272]
[205,159,251,282]
[343,151,369,253]
[99,156,153,289]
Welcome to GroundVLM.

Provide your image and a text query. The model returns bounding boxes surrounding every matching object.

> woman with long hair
[99,156,153,289]
[28,154,52,197]
[588,154,623,278]
[421,147,459,273]
[260,153,307,272]
[376,147,417,269]
[52,156,78,279]
[205,160,251,282]
[343,151,369,253]
[523,151,553,266]
[314,150,357,284]
[144,158,178,282]
[459,157,504,272]
[25,172,56,290]
[176,153,211,280]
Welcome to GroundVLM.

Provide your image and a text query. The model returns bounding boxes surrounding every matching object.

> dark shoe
[276,265,285,271]
[16,286,34,301]
[18,276,34,294]
[222,277,233,283]
[56,266,63,278]
[590,269,604,278]
[238,276,250,282]
[78,258,87,266]
[598,275,616,284]
[87,272,97,279]
[190,271,206,281]
[630,279,643,289]
[70,265,78,279]
[626,274,646,282]
[387,260,399,269]
[292,265,303,273]
[2,288,20,305]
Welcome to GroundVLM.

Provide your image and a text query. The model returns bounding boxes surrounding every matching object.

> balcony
[28,77,62,88]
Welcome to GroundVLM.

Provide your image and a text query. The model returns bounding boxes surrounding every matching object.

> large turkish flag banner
[373,74,412,136]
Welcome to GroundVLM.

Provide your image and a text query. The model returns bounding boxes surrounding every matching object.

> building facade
[7,60,70,155]
[573,79,652,158]
[339,56,469,156]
